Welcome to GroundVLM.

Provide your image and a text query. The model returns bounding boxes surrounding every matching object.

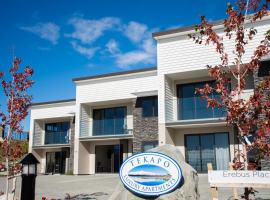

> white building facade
[29,17,270,174]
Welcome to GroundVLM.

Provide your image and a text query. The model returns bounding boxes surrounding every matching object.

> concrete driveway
[1,174,270,200]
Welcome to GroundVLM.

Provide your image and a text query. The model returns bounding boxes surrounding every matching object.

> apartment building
[29,16,270,174]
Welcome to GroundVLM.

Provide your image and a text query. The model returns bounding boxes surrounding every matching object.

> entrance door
[95,144,123,173]
[185,133,230,173]
[46,152,55,174]
[46,151,66,174]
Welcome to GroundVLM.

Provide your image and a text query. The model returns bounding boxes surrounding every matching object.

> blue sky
[0,0,232,131]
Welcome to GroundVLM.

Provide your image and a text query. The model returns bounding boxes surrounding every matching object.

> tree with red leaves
[0,58,33,200]
[189,0,270,198]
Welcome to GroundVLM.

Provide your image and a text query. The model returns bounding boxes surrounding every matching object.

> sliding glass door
[46,151,66,174]
[185,133,230,173]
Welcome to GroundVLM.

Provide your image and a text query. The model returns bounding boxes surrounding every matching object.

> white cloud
[20,22,60,44]
[65,17,157,67]
[123,21,148,43]
[105,39,119,54]
[71,41,99,59]
[67,17,121,44]
[114,37,156,68]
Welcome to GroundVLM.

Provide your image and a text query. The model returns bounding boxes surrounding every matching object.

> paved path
[1,174,270,199]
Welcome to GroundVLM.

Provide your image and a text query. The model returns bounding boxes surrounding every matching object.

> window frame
[141,96,158,118]
[177,81,225,120]
[92,106,127,136]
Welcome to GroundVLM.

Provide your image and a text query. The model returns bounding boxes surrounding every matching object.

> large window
[185,133,230,173]
[141,96,158,117]
[93,107,127,136]
[45,122,69,144]
[177,81,225,120]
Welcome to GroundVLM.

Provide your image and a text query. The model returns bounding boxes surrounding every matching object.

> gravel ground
[0,174,270,200]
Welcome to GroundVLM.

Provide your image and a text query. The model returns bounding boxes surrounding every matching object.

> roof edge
[152,13,270,39]
[30,98,76,107]
[72,67,157,82]
[152,19,224,38]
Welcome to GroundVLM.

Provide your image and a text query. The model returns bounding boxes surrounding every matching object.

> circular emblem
[119,152,182,196]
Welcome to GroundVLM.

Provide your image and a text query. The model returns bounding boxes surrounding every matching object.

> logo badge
[120,152,182,196]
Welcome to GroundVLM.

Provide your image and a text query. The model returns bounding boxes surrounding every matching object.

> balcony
[92,106,129,137]
[93,119,131,136]
[45,131,69,145]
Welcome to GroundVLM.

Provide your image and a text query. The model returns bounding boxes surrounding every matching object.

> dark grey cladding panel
[132,97,158,154]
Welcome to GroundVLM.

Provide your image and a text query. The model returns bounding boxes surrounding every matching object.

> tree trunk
[5,156,9,200]
[5,127,11,200]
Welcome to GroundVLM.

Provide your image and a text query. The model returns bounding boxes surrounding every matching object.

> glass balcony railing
[45,131,69,145]
[93,119,132,136]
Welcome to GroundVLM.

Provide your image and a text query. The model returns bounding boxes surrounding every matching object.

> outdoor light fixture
[20,153,39,176]
[22,163,36,175]
[20,153,39,200]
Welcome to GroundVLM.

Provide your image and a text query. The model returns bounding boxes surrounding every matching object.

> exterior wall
[156,19,270,76]
[76,71,157,104]
[29,102,76,174]
[29,102,75,150]
[172,126,235,161]
[33,120,43,146]
[77,139,133,174]
[69,120,75,173]
[32,147,70,174]
[30,102,75,119]
[132,98,158,153]
[79,102,133,138]
[254,66,270,169]
[156,18,270,125]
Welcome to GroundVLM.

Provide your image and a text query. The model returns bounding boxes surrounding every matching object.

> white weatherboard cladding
[30,103,75,119]
[157,20,270,76]
[164,76,174,122]
[29,102,75,149]
[76,72,158,103]
[80,104,90,137]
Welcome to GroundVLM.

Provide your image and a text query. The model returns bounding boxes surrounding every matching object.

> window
[45,122,69,132]
[141,96,158,117]
[177,81,225,120]
[258,60,270,77]
[185,133,230,172]
[142,141,158,152]
[93,107,127,136]
[45,122,70,144]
